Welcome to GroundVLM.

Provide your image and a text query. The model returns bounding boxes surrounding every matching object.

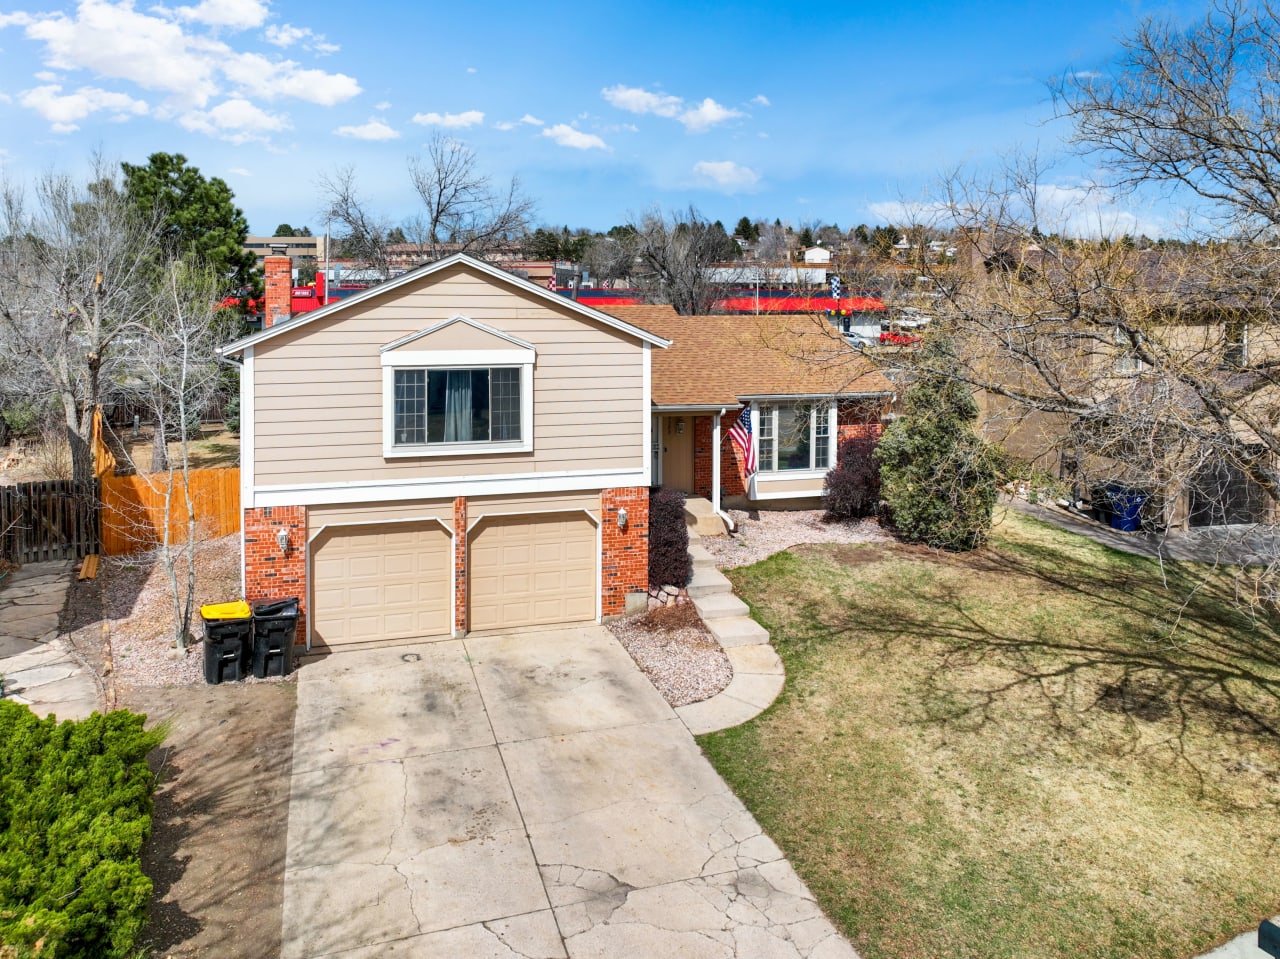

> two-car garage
[307,499,598,650]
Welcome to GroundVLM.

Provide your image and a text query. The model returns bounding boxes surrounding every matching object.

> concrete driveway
[281,625,858,958]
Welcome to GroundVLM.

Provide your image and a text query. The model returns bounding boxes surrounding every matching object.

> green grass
[701,511,1280,959]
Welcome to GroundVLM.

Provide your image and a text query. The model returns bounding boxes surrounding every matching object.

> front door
[661,415,695,493]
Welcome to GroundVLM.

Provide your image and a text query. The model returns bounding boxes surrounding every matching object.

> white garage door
[311,522,451,648]
[469,513,596,632]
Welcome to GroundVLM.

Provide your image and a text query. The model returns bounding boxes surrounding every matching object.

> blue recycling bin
[1106,484,1147,532]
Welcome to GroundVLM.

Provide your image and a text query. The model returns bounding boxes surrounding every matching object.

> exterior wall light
[277,528,290,552]
[617,507,628,530]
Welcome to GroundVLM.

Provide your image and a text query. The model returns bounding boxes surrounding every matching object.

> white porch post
[712,408,723,509]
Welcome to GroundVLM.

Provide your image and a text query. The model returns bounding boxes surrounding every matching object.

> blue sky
[0,0,1203,237]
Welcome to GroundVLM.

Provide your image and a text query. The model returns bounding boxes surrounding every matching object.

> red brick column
[263,255,292,329]
[719,409,748,498]
[243,505,307,643]
[600,487,649,617]
[693,415,713,498]
[453,496,467,635]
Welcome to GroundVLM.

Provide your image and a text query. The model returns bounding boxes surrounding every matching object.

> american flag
[728,405,756,475]
[829,275,844,301]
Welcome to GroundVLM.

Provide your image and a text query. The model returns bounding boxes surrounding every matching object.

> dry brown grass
[703,513,1280,959]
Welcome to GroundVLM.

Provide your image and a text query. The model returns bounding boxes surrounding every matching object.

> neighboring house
[218,252,670,652]
[602,307,894,511]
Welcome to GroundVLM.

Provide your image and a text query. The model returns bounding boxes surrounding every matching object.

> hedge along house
[601,307,894,520]
[218,252,670,653]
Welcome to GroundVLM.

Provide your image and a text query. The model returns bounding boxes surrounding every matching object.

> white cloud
[520,113,544,126]
[33,70,58,81]
[680,98,743,132]
[412,109,484,128]
[0,12,35,27]
[692,160,760,192]
[865,200,951,225]
[10,0,359,115]
[174,0,269,29]
[179,97,288,143]
[20,83,148,132]
[601,84,682,117]
[228,166,251,175]
[230,52,360,105]
[466,66,476,74]
[264,22,337,54]
[492,121,515,130]
[374,100,390,111]
[334,117,400,140]
[542,124,607,150]
[751,94,770,106]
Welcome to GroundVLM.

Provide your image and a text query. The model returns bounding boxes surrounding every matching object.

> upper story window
[381,316,535,458]
[757,402,833,472]
[393,367,522,446]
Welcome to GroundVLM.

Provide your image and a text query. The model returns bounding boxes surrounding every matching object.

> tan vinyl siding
[308,500,454,529]
[466,491,601,522]
[754,475,826,496]
[387,319,519,352]
[253,267,645,488]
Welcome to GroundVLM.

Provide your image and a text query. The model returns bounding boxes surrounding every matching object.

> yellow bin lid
[200,600,252,620]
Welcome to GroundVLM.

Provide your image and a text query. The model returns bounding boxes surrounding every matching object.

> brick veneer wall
[718,409,749,498]
[243,505,307,643]
[600,487,649,616]
[693,415,713,498]
[453,496,467,635]
[837,400,885,447]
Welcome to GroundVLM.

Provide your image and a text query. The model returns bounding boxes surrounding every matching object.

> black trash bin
[252,597,300,678]
[201,601,253,684]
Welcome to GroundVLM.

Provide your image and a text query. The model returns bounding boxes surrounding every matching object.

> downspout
[711,408,736,533]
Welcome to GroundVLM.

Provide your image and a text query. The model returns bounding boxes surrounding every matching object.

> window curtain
[445,369,473,442]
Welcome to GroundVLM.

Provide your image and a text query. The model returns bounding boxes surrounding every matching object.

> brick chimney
[264,244,292,329]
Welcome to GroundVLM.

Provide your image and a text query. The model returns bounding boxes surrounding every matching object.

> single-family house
[219,252,670,653]
[602,308,894,516]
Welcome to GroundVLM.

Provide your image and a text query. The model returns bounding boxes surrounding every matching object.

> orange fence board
[100,467,240,556]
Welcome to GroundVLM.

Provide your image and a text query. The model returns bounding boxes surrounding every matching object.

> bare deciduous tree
[127,261,225,650]
[1056,0,1280,238]
[320,135,534,279]
[0,157,160,485]
[316,164,394,280]
[628,207,739,315]
[405,133,534,262]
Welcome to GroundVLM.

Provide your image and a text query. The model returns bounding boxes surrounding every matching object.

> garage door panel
[312,522,451,649]
[469,513,596,631]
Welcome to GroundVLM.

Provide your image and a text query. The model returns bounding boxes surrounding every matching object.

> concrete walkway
[676,529,785,736]
[0,561,100,721]
[1007,497,1280,565]
[281,626,858,958]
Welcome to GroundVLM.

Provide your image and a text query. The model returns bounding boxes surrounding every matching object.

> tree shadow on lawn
[784,536,1280,801]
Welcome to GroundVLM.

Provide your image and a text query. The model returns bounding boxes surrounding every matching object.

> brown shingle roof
[600,306,893,407]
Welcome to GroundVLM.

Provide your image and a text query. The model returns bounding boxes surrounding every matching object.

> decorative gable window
[381,317,535,457]
[756,402,833,472]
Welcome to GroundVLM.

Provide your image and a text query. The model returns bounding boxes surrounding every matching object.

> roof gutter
[735,390,894,402]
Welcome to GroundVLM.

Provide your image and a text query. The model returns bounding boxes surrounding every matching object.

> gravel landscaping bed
[703,509,889,569]
[609,602,731,707]
[104,533,290,690]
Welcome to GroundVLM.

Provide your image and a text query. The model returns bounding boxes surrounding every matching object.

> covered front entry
[658,414,695,494]
[310,521,451,648]
[468,512,597,632]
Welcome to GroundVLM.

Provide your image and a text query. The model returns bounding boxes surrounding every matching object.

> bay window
[757,402,833,472]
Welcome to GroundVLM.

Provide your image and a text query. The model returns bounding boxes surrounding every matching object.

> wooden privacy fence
[100,468,240,556]
[0,481,100,564]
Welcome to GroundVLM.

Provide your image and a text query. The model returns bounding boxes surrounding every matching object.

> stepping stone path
[677,530,787,735]
[0,561,100,721]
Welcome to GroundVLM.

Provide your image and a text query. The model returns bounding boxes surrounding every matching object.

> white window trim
[381,353,535,459]
[753,400,837,474]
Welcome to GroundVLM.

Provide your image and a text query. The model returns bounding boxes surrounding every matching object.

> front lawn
[701,511,1280,959]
